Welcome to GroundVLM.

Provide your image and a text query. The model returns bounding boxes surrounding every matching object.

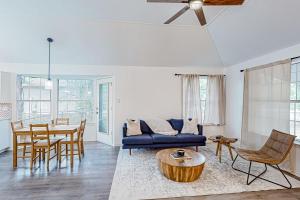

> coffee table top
[156,148,206,167]
[208,135,238,143]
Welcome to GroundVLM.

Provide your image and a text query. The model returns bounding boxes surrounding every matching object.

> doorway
[96,78,113,145]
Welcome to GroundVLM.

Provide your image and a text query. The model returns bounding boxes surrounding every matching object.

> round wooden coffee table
[156,148,206,182]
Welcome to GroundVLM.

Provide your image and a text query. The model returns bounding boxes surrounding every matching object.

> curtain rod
[175,73,226,77]
[240,55,300,72]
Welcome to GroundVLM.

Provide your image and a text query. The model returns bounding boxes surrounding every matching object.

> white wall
[225,42,300,176]
[0,63,224,146]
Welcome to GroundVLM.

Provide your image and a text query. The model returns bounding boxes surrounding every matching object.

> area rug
[109,145,300,200]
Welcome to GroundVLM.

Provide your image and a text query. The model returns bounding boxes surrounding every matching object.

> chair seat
[236,148,279,165]
[34,139,61,147]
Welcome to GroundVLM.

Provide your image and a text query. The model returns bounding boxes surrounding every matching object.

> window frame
[290,59,300,141]
[16,75,52,124]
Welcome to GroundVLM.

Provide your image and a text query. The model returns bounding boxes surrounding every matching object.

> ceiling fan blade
[201,0,244,5]
[194,7,206,26]
[147,0,188,3]
[164,6,190,24]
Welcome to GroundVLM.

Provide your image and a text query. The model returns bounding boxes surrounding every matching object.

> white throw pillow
[181,119,199,135]
[145,119,178,136]
[126,119,142,136]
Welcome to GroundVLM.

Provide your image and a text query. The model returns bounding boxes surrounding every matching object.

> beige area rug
[109,144,300,200]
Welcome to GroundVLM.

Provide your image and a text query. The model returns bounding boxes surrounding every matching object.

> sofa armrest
[197,124,203,135]
[123,123,127,137]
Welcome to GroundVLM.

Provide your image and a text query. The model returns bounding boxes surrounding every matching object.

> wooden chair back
[55,118,69,125]
[79,119,86,141]
[11,120,24,132]
[30,124,50,145]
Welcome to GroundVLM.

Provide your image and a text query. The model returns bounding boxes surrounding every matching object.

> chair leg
[129,149,132,156]
[66,144,68,158]
[30,147,34,170]
[47,148,50,171]
[232,155,292,189]
[22,145,26,158]
[81,141,85,156]
[78,143,81,162]
[195,146,199,152]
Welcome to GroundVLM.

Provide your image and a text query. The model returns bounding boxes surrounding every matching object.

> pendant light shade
[45,37,53,90]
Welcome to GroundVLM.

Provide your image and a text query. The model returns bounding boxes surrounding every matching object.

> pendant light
[45,37,53,90]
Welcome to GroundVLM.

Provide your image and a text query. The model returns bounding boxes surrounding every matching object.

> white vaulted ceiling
[0,0,300,67]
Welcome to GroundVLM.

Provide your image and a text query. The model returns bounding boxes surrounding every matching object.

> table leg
[228,144,234,161]
[70,132,74,168]
[219,143,222,163]
[216,142,220,156]
[13,132,17,168]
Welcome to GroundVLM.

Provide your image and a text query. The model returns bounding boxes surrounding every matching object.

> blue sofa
[122,119,206,154]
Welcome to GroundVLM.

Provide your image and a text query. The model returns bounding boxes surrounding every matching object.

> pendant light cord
[47,38,53,80]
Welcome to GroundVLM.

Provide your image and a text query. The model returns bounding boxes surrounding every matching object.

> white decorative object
[126,119,142,136]
[145,119,177,135]
[181,118,198,134]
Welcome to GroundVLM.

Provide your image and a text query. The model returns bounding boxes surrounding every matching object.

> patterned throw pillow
[126,119,142,136]
[181,119,199,135]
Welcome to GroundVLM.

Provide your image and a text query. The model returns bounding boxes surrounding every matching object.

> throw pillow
[181,119,199,135]
[145,119,178,136]
[126,119,142,136]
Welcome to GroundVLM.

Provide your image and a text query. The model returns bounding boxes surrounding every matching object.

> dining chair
[11,121,31,159]
[232,129,296,189]
[58,119,86,165]
[79,119,86,156]
[30,124,61,171]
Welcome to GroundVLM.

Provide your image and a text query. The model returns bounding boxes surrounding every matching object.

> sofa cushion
[122,134,153,145]
[176,134,206,143]
[140,120,153,134]
[152,134,180,144]
[168,119,184,132]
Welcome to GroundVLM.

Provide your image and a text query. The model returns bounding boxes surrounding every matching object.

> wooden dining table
[13,125,79,169]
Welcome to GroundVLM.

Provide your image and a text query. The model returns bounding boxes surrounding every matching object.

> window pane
[291,83,296,100]
[291,72,296,82]
[16,75,51,125]
[58,79,94,124]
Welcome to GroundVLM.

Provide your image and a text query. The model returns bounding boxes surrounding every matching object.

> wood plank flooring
[0,142,299,200]
[0,142,119,200]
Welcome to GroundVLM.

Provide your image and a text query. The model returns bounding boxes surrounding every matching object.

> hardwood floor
[0,142,299,200]
[0,142,119,200]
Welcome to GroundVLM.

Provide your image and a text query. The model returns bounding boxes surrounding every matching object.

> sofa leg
[196,146,198,152]
[129,149,132,156]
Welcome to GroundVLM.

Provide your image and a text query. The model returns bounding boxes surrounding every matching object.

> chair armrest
[123,123,127,137]
[197,124,203,135]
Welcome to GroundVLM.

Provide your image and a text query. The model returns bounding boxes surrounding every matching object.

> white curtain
[242,59,291,149]
[204,75,226,125]
[182,75,202,123]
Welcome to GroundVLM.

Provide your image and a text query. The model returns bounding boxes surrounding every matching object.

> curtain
[241,59,294,172]
[182,74,202,123]
[204,75,226,125]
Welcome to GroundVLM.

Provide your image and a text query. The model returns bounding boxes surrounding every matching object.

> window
[16,75,51,125]
[199,76,208,121]
[290,60,300,140]
[58,79,94,124]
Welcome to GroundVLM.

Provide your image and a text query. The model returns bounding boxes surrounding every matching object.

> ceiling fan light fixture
[189,0,202,10]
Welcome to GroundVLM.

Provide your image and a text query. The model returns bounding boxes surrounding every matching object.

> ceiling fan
[147,0,245,26]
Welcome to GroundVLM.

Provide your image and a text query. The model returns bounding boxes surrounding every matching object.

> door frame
[96,77,114,146]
